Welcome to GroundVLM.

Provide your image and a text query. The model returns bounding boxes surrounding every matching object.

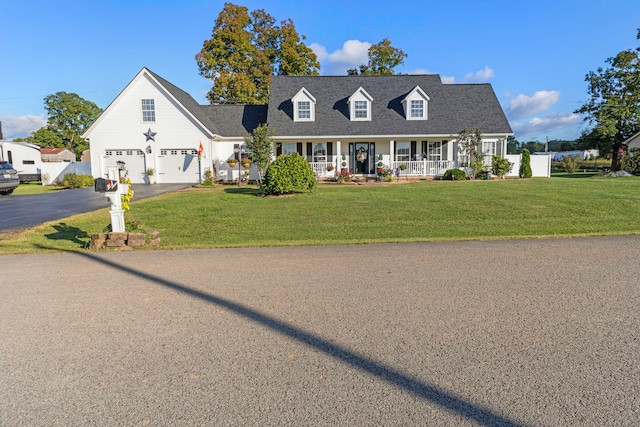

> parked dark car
[0,161,20,195]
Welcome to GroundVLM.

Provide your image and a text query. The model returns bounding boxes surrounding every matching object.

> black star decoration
[143,128,157,142]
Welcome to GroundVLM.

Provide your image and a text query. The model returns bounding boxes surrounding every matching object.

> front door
[350,142,375,174]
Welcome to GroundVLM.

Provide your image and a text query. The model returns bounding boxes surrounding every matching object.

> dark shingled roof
[201,105,268,136]
[266,74,512,137]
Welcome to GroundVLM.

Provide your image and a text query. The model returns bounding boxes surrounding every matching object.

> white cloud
[506,91,560,120]
[0,115,46,139]
[510,113,582,140]
[441,75,456,84]
[312,40,371,75]
[460,66,495,83]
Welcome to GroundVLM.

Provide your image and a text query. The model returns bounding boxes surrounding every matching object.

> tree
[456,127,484,179]
[519,149,532,178]
[196,3,319,105]
[507,136,520,154]
[575,29,640,171]
[24,92,102,159]
[347,38,407,75]
[244,124,276,184]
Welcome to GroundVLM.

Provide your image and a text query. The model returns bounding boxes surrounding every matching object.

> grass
[12,182,65,195]
[1,177,639,254]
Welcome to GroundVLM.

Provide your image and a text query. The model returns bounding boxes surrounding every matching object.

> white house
[0,140,42,182]
[85,68,514,183]
[625,131,640,150]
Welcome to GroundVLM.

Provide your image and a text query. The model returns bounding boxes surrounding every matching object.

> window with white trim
[313,143,327,162]
[411,100,424,118]
[142,99,155,122]
[427,141,442,161]
[396,142,410,162]
[354,101,368,119]
[282,143,297,155]
[298,101,311,119]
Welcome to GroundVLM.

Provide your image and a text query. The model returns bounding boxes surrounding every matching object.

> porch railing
[390,160,455,176]
[310,160,456,177]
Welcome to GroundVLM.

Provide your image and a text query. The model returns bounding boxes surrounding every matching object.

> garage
[102,149,146,183]
[157,149,200,183]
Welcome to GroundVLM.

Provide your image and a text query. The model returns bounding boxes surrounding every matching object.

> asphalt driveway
[1,236,638,426]
[0,183,192,232]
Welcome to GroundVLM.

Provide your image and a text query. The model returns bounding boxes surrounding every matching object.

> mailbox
[94,178,118,193]
[94,178,106,193]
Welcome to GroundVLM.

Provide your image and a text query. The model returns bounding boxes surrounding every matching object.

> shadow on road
[54,248,524,426]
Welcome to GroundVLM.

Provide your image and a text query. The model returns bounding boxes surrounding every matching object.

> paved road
[0,183,192,232]
[1,236,639,426]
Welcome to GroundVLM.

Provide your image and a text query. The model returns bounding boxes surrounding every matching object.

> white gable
[626,131,640,150]
[292,87,316,122]
[348,87,373,121]
[401,85,430,120]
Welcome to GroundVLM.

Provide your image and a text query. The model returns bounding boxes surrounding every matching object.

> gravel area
[1,236,639,426]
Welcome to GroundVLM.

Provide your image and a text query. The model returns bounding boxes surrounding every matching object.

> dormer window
[292,88,316,122]
[348,87,373,121]
[402,86,429,120]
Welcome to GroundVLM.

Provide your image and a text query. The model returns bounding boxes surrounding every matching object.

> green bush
[443,168,467,181]
[261,153,317,195]
[491,156,513,179]
[559,155,581,173]
[62,173,95,189]
[519,149,532,178]
[622,148,640,175]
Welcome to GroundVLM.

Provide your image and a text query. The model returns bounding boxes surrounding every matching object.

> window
[411,100,424,118]
[282,143,297,155]
[396,142,410,162]
[426,141,442,161]
[298,101,311,119]
[142,99,155,122]
[313,143,327,162]
[22,160,35,165]
[355,101,368,118]
[483,141,496,156]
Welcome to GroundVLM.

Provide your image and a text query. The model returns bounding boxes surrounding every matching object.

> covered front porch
[276,138,460,179]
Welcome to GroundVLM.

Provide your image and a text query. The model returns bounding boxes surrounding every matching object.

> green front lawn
[12,182,65,195]
[1,177,639,254]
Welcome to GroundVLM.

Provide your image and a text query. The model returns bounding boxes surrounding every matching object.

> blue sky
[2,0,639,141]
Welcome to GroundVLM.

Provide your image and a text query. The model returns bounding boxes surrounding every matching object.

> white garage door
[103,149,146,183]
[157,149,200,183]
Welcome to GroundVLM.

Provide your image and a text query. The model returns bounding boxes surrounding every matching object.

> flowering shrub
[336,168,353,183]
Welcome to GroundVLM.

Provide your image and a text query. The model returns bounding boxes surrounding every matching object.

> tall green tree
[456,127,484,180]
[575,29,640,171]
[196,3,319,105]
[25,92,102,159]
[347,38,407,75]
[244,124,276,185]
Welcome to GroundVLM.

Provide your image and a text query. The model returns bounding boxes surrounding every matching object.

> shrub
[519,149,532,178]
[491,156,513,179]
[559,155,580,173]
[622,148,640,175]
[62,173,94,189]
[261,153,317,195]
[443,168,467,181]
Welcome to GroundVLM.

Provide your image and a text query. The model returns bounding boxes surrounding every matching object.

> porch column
[389,140,395,164]
[336,140,341,168]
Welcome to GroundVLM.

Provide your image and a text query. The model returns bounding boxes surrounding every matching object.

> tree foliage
[491,156,512,179]
[621,148,640,175]
[347,38,407,75]
[25,92,102,160]
[456,127,484,179]
[575,29,640,171]
[519,149,532,178]
[244,124,276,184]
[196,3,319,105]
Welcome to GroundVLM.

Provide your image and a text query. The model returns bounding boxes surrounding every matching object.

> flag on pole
[198,141,204,161]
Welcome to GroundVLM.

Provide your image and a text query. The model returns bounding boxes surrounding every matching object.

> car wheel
[0,190,13,195]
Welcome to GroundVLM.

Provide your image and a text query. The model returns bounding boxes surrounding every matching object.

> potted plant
[327,164,335,172]
[241,157,252,168]
[146,168,155,184]
[227,158,238,167]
